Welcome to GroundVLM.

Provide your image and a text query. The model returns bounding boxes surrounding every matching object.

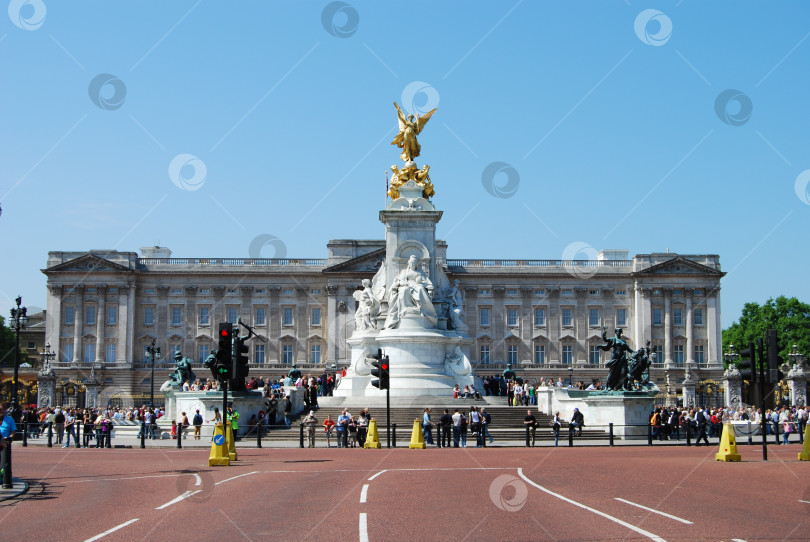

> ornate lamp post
[788,344,802,366]
[8,296,28,423]
[724,344,739,367]
[145,338,160,408]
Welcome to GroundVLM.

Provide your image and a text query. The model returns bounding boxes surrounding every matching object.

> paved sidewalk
[0,478,29,501]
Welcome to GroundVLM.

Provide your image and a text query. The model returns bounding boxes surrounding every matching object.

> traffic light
[738,343,756,384]
[766,329,781,383]
[216,323,233,381]
[234,333,250,380]
[370,349,389,390]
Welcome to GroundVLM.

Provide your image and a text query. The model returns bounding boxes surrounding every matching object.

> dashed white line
[517,469,666,542]
[83,518,139,541]
[214,471,259,486]
[193,473,202,486]
[730,539,747,542]
[156,490,202,510]
[368,470,387,481]
[799,500,810,505]
[615,498,693,524]
[360,484,369,503]
[359,513,369,542]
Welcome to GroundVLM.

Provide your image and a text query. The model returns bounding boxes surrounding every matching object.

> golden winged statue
[391,102,437,162]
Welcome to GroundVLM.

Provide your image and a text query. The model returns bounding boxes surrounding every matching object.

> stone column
[296,287,308,363]
[520,288,533,363]
[723,367,742,409]
[157,286,170,352]
[707,287,721,367]
[117,285,130,363]
[95,286,107,364]
[37,372,57,408]
[326,284,339,364]
[574,288,587,366]
[46,285,62,362]
[787,362,807,407]
[72,286,85,362]
[633,282,642,348]
[213,287,226,330]
[268,287,280,363]
[682,367,697,409]
[663,288,673,365]
[547,288,560,363]
[683,296,692,364]
[184,286,197,358]
[493,288,505,362]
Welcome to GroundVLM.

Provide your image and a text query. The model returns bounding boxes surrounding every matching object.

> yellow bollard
[715,422,741,462]
[226,423,238,461]
[208,423,230,467]
[364,418,382,449]
[408,419,425,449]
[798,423,810,461]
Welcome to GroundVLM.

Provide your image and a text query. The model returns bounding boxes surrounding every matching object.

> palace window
[694,308,704,325]
[282,345,294,364]
[562,309,572,327]
[653,345,663,364]
[198,344,210,364]
[508,345,518,364]
[652,308,662,326]
[480,308,491,327]
[255,307,266,326]
[507,308,518,327]
[86,306,96,325]
[283,307,294,326]
[534,308,545,326]
[589,308,599,327]
[480,344,491,364]
[616,308,627,327]
[83,343,95,363]
[107,305,117,325]
[534,345,545,364]
[64,306,75,325]
[105,343,116,363]
[144,307,154,326]
[562,345,573,365]
[311,307,322,326]
[227,307,238,324]
[589,345,601,365]
[254,344,265,364]
[199,307,210,326]
[674,344,684,364]
[311,344,322,364]
[144,288,155,294]
[695,345,705,364]
[171,288,182,294]
[171,307,182,326]
[63,343,73,363]
[673,308,683,326]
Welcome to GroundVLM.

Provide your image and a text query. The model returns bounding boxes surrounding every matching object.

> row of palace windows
[478,344,706,365]
[479,307,705,328]
[652,307,704,326]
[60,341,325,365]
[63,305,323,328]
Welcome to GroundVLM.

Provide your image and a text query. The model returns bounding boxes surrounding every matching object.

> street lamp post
[145,339,160,408]
[8,296,28,424]
[3,296,27,489]
[39,343,55,372]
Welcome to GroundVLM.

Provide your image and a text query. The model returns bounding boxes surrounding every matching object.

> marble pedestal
[334,325,474,397]
[536,387,658,439]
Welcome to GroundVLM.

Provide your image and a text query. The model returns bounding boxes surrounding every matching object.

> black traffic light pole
[758,337,767,461]
[386,359,391,448]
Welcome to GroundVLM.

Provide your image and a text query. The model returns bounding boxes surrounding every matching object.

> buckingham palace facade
[41,241,725,402]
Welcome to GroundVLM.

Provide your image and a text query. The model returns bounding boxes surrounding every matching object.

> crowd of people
[648,404,808,444]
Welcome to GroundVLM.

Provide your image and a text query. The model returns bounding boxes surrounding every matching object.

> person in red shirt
[323,415,337,447]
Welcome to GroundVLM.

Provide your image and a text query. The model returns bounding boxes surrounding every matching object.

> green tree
[722,296,810,368]
[0,315,31,368]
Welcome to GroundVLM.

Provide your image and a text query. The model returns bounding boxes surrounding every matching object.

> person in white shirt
[451,409,462,447]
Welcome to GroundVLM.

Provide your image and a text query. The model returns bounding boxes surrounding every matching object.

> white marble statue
[447,279,469,332]
[384,255,438,329]
[352,264,386,332]
[351,345,374,376]
[444,345,472,376]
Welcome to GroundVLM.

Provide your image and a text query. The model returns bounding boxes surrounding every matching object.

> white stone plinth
[536,387,657,439]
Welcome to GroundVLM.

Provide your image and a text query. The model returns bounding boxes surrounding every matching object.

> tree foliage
[0,315,31,368]
[722,296,810,367]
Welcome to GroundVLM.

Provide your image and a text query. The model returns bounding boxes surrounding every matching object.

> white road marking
[83,518,139,541]
[799,500,810,505]
[360,484,369,503]
[517,469,667,542]
[193,473,201,486]
[615,498,693,524]
[66,473,197,484]
[368,470,387,481]
[359,512,369,542]
[730,539,747,542]
[155,490,202,510]
[366,467,504,481]
[214,471,258,486]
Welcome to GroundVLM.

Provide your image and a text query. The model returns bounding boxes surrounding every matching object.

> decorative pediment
[633,256,725,277]
[44,253,134,274]
[167,334,184,342]
[559,332,577,342]
[279,334,297,342]
[138,333,157,341]
[307,334,325,341]
[323,247,386,274]
[195,334,213,342]
[532,333,549,341]
[587,333,604,342]
[476,333,494,341]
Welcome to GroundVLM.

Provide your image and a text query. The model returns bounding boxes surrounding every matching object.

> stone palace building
[39,242,726,407]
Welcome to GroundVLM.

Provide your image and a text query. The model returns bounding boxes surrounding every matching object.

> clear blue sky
[2,1,809,327]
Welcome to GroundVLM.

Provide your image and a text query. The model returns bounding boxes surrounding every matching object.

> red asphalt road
[1,444,808,541]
